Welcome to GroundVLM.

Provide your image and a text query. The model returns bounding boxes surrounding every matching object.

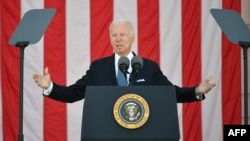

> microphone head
[118,56,130,73]
[131,56,143,73]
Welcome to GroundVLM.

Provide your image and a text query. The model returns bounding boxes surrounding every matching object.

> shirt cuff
[195,93,204,100]
[43,81,53,96]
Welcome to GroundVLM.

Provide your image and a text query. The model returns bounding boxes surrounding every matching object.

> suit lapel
[104,54,118,85]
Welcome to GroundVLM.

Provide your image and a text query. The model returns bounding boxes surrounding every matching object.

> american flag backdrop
[0,0,242,141]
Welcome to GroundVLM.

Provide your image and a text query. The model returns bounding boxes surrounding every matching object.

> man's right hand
[33,67,51,89]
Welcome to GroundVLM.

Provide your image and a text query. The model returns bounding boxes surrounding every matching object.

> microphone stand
[128,73,134,86]
[129,60,143,86]
[128,70,140,86]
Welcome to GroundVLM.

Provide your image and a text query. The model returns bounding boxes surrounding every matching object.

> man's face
[110,22,135,56]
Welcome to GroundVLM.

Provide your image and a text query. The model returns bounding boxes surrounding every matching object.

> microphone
[118,56,130,73]
[131,56,143,74]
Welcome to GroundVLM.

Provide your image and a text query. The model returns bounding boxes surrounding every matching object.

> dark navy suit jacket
[48,53,203,103]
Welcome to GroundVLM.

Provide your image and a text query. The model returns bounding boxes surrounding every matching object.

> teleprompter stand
[211,9,250,125]
[9,9,56,141]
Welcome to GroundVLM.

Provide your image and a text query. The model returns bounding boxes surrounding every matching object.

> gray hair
[109,19,135,35]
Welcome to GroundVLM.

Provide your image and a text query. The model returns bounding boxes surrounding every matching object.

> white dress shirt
[44,52,134,95]
[114,51,134,83]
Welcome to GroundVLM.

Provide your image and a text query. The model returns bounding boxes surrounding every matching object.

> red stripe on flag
[1,1,21,141]
[137,0,160,63]
[90,0,113,61]
[181,1,202,141]
[44,1,67,141]
[222,0,241,125]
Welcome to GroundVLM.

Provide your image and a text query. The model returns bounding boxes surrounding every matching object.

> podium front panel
[81,86,180,141]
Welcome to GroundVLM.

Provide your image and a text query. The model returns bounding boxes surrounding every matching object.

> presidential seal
[113,93,150,129]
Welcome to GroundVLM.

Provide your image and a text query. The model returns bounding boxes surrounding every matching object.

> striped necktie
[117,70,128,86]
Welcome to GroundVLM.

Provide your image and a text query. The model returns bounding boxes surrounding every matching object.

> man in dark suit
[33,19,216,103]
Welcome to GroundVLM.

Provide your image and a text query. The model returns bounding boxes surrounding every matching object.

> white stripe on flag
[66,0,90,141]
[201,1,223,141]
[22,1,44,141]
[114,0,138,54]
[0,12,2,139]
[159,0,183,141]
